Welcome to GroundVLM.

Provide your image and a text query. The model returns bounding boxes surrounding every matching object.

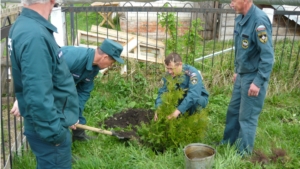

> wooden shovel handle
[76,124,113,136]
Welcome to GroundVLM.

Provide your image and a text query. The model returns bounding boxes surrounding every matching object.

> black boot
[72,129,94,142]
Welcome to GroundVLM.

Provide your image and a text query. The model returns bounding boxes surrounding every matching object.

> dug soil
[99,108,155,139]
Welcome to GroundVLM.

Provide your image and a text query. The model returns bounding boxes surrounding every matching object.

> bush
[137,73,208,152]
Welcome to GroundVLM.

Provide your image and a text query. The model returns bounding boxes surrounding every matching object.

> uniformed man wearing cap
[11,38,124,141]
[63,38,124,141]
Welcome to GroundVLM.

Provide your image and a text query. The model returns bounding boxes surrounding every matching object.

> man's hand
[233,73,237,82]
[154,112,158,121]
[10,100,21,117]
[69,120,79,130]
[248,83,260,97]
[167,109,181,120]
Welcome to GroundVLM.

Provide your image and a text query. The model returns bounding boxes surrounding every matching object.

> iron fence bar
[191,13,195,66]
[279,15,289,70]
[273,14,280,54]
[185,13,190,64]
[70,4,76,45]
[125,10,129,81]
[211,11,218,68]
[220,11,228,66]
[229,12,236,71]
[1,107,6,168]
[288,15,299,71]
[146,11,149,74]
[20,116,24,157]
[285,14,292,70]
[64,12,69,46]
[74,12,79,46]
[292,16,299,75]
[175,11,179,53]
[85,7,89,47]
[201,11,208,71]
[192,12,199,66]
[95,11,98,45]
[13,106,17,154]
[6,41,13,169]
[164,10,168,55]
[294,46,300,75]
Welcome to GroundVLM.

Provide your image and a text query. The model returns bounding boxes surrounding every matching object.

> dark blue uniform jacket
[155,64,209,114]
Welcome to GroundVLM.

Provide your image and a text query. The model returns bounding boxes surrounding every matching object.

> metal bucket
[184,143,216,169]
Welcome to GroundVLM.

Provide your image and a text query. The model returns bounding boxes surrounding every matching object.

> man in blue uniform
[62,39,124,141]
[221,0,274,155]
[155,53,209,119]
[8,0,79,168]
[11,39,124,141]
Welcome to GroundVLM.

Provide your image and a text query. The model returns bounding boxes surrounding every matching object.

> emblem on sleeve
[191,73,197,77]
[190,76,198,85]
[242,40,249,49]
[256,25,266,32]
[258,32,268,44]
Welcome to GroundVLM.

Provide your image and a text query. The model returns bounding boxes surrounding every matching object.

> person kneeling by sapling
[154,53,209,120]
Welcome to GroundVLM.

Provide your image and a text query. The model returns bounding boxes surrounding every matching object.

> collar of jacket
[237,4,256,26]
[21,7,57,33]
[182,64,188,72]
[86,49,97,71]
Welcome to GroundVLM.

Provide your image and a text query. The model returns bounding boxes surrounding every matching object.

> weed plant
[158,4,179,53]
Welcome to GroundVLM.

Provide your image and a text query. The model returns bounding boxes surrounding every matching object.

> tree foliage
[137,73,208,152]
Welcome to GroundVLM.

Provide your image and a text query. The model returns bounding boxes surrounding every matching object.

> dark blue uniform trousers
[24,129,72,169]
[222,73,268,154]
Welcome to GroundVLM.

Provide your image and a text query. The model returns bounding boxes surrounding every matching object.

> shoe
[72,129,95,142]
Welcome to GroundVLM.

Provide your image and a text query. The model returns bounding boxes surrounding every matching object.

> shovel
[76,124,131,140]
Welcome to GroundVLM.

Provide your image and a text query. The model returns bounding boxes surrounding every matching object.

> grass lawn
[12,56,300,168]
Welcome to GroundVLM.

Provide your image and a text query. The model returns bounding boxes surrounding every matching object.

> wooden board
[90,25,165,49]
[75,28,166,64]
[78,43,165,64]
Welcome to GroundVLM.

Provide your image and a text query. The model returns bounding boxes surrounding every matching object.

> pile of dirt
[99,108,155,139]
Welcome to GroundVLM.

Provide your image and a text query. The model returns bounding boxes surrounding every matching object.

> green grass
[12,55,300,169]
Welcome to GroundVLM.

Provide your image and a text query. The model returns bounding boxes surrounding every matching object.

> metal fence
[1,14,29,169]
[61,2,300,74]
[1,2,300,168]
